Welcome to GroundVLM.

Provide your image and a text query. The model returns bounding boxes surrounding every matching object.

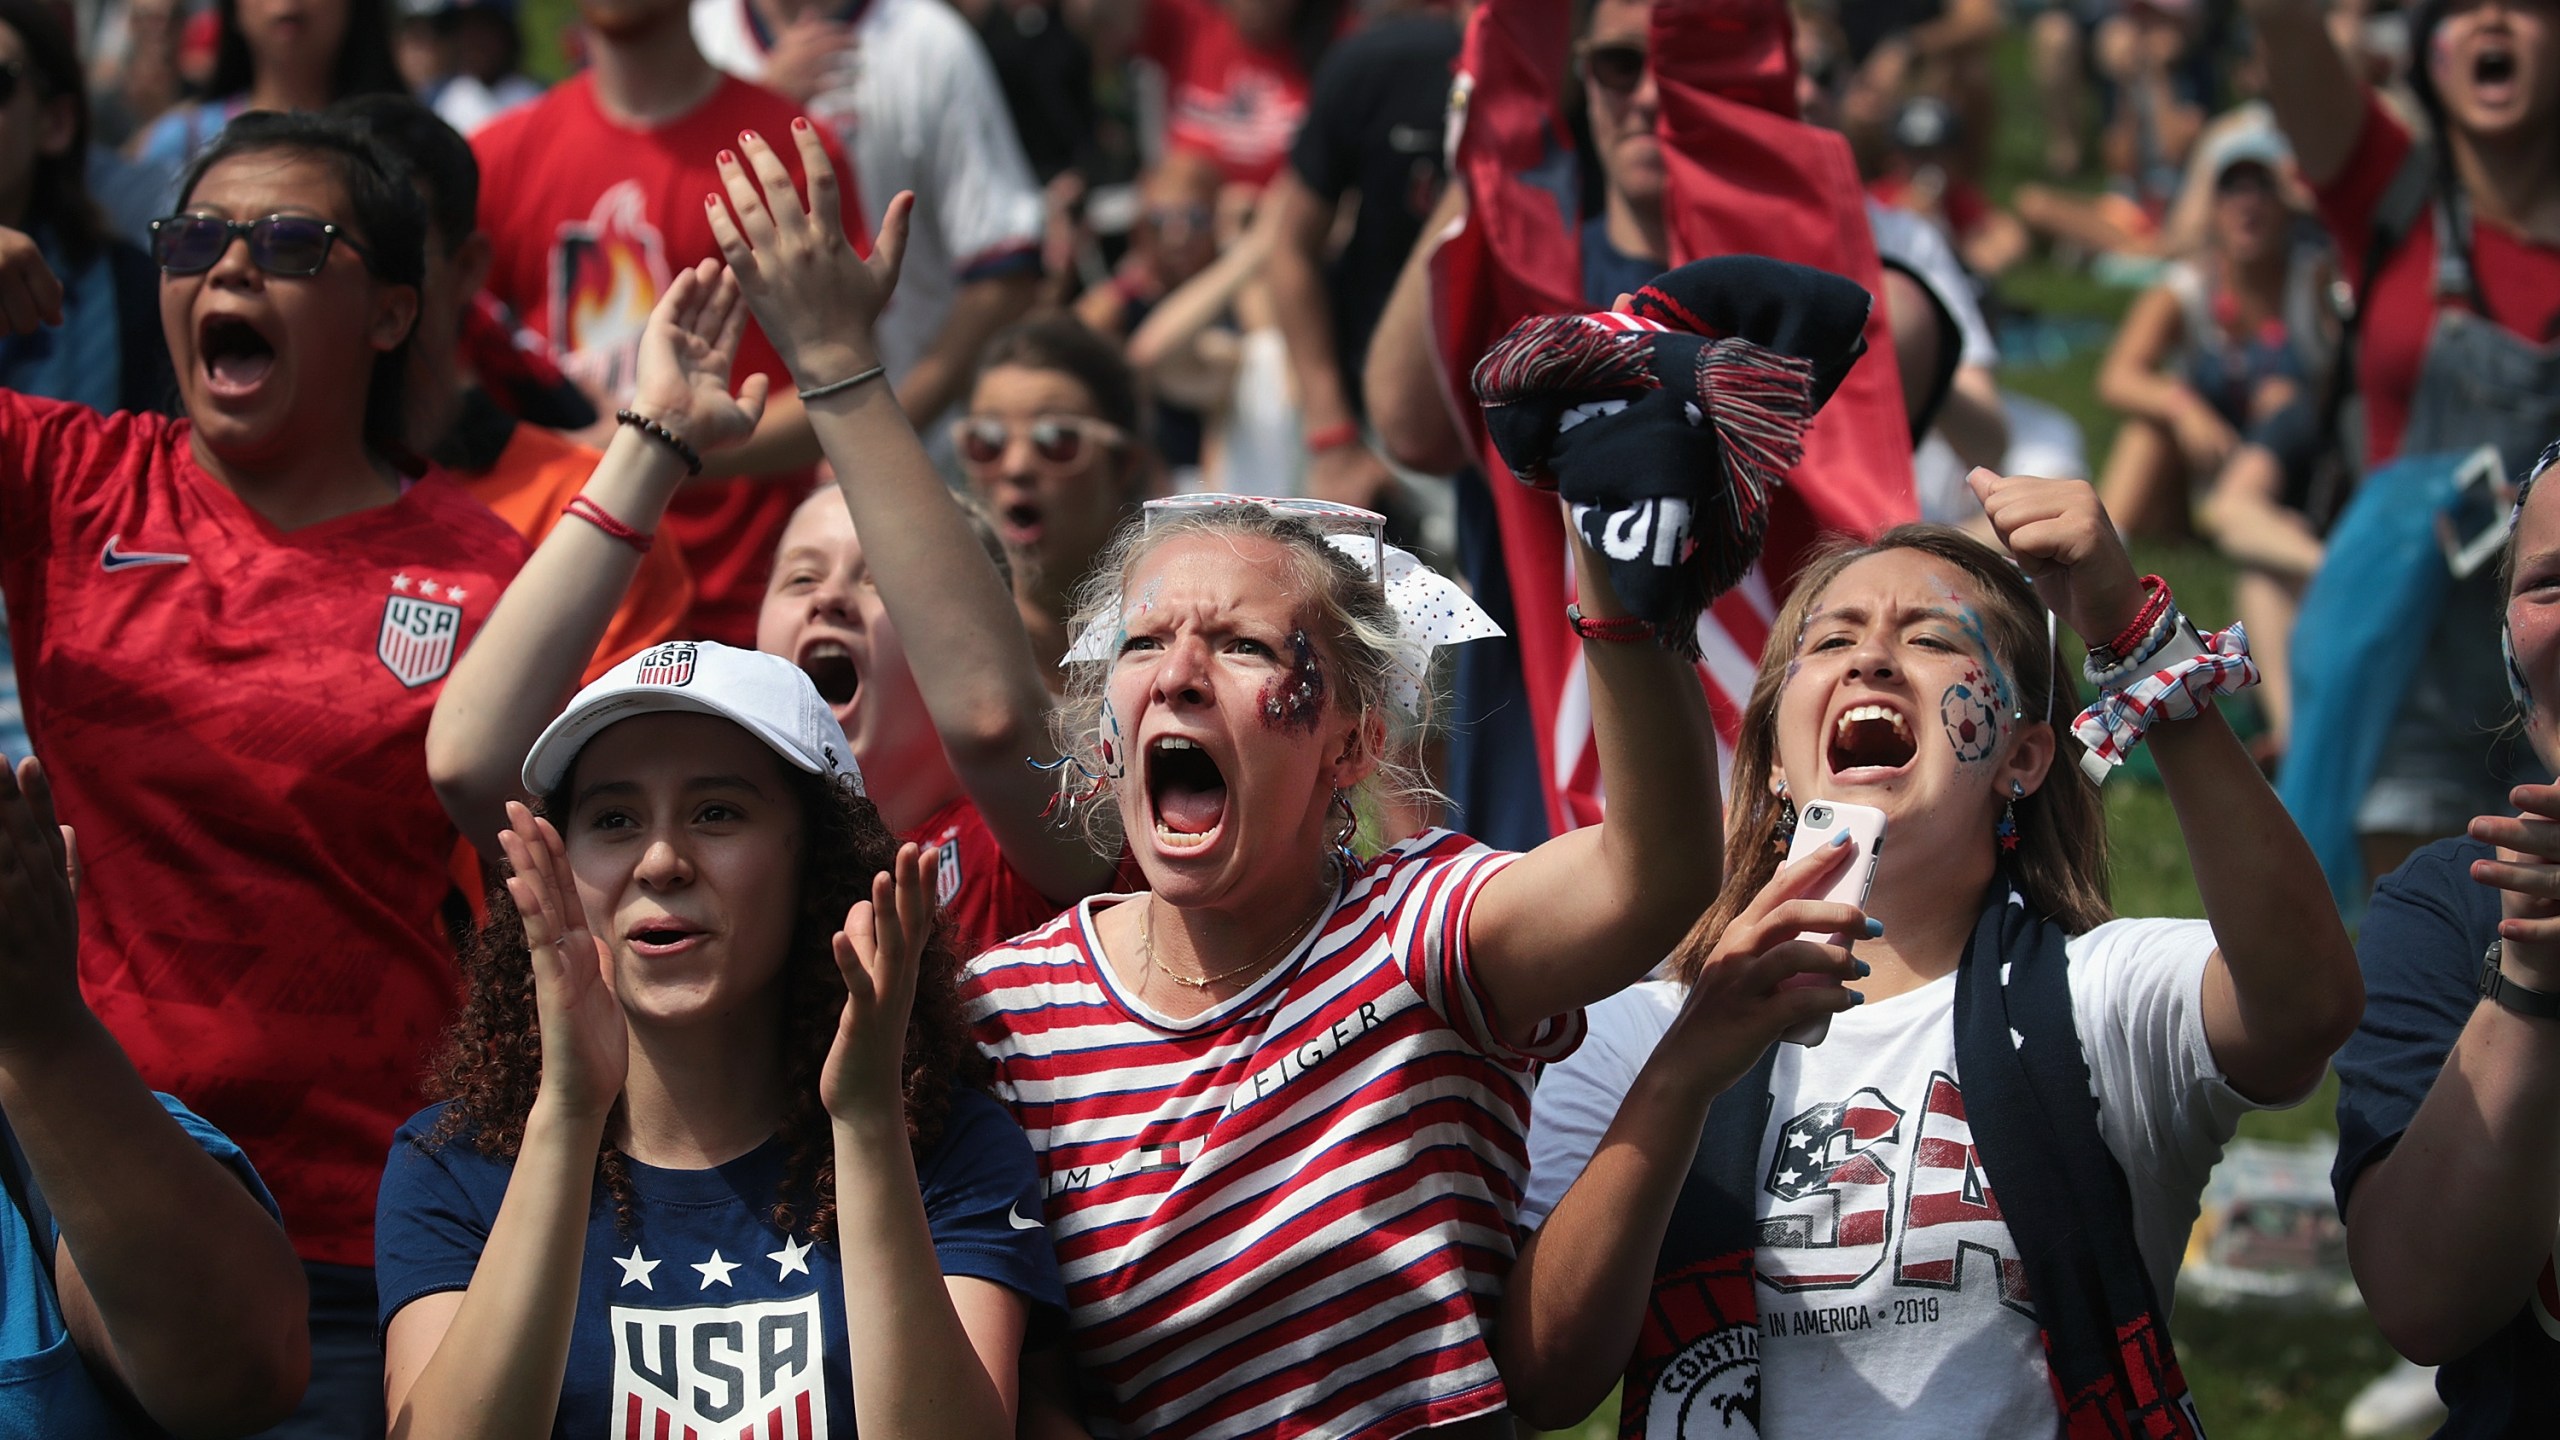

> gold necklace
[1143,892,1331,992]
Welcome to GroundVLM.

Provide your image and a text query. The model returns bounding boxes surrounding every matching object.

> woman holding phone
[1499,474,2361,1439]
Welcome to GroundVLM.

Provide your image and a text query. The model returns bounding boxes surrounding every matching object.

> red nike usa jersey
[0,393,529,1266]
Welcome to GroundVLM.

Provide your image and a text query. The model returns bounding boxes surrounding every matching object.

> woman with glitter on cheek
[1504,472,2362,1439]
[964,487,1724,1440]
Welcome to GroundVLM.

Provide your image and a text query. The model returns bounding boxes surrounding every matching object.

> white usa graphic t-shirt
[377,1089,1065,1438]
[1522,917,2273,1439]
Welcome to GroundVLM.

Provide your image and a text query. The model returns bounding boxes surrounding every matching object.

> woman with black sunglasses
[0,108,528,1440]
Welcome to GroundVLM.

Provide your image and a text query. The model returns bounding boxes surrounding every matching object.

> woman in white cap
[375,641,1065,1437]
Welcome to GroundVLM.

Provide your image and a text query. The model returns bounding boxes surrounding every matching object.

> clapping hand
[2471,784,2560,991]
[820,843,941,1126]
[0,758,81,1059]
[1967,469,2149,648]
[706,122,912,398]
[497,801,628,1121]
[624,258,771,460]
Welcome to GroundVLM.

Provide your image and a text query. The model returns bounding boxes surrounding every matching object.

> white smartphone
[2439,444,2513,581]
[1777,799,1887,1047]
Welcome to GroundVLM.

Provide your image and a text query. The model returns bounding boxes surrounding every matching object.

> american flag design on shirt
[960,831,1581,1440]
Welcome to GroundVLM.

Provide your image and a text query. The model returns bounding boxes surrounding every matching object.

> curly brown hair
[419,763,987,1243]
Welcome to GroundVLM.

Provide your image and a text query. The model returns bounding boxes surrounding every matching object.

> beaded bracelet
[616,408,702,476]
[1568,603,1655,644]
[562,495,653,555]
[2090,574,2170,667]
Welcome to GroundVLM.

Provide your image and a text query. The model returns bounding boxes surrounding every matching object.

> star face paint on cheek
[1259,629,1327,735]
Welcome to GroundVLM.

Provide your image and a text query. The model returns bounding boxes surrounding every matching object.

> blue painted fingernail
[1852,959,1872,978]
[1863,918,1885,938]
[1831,829,1851,847]
[1848,989,1866,1006]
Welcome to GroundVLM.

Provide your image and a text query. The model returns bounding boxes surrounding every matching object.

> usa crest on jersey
[612,1294,828,1439]
[936,831,963,909]
[378,590,462,687]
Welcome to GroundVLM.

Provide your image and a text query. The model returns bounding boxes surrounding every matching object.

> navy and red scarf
[1620,894,2202,1440]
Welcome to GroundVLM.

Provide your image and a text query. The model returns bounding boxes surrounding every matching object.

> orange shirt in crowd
[458,418,694,684]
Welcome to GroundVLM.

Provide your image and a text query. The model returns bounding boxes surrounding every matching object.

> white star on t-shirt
[694,1250,740,1288]
[419,578,442,598]
[614,1245,658,1290]
[769,1236,813,1279]
[1778,1167,1802,1187]
[390,572,412,592]
[446,586,467,603]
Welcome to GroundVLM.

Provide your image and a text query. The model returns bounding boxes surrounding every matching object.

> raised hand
[624,257,771,459]
[1658,841,1869,1095]
[496,801,627,1121]
[705,122,911,394]
[821,843,940,1126]
[1967,468,2149,648]
[2471,783,2560,991]
[0,758,81,1058]
[0,229,62,336]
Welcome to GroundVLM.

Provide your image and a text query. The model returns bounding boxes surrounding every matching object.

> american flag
[1430,0,1915,830]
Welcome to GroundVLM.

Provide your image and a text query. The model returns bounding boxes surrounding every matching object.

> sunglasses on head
[952,414,1126,468]
[1579,40,1648,95]
[148,214,368,277]
[1142,493,1390,584]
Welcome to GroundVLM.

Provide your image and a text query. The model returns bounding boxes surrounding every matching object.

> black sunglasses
[148,214,369,277]
[1579,40,1648,95]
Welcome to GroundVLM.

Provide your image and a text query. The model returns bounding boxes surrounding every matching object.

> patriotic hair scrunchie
[1469,254,1871,656]
[2071,621,2259,784]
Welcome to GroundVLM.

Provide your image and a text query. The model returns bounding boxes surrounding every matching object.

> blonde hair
[1675,524,2114,983]
[1048,504,1435,856]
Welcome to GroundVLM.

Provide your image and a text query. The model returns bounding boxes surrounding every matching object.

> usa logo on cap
[635,643,698,687]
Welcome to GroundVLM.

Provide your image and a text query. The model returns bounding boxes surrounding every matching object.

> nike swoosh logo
[101,535,191,571]
[1006,1204,1042,1231]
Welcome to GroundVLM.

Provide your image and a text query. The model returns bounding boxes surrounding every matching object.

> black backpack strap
[2300,142,2436,527]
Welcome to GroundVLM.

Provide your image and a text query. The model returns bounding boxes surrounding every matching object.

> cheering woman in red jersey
[0,110,527,1438]
[428,127,1119,958]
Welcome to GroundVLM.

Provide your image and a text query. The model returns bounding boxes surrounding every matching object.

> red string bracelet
[2099,575,2170,660]
[563,495,653,555]
[1568,603,1655,644]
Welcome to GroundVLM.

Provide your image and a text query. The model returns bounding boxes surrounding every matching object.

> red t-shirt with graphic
[912,793,1076,958]
[2314,94,2560,466]
[472,73,863,645]
[0,394,529,1266]
[1137,0,1311,187]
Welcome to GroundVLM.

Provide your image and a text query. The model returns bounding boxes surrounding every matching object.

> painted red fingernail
[740,130,757,143]
[792,116,811,132]
[718,149,735,165]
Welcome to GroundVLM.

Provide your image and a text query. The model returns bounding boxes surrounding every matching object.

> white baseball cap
[521,641,864,797]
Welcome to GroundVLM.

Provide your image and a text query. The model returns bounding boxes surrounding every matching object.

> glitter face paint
[1259,629,1327,734]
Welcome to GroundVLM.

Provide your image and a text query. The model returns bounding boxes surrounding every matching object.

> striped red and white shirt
[960,830,1583,1440]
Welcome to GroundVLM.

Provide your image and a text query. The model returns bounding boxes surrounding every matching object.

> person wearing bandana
[1502,475,2361,1439]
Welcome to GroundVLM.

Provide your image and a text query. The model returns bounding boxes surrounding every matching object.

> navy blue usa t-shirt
[376,1088,1064,1439]
[2334,835,2560,1436]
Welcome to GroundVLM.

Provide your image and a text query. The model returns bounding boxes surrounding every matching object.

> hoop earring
[1996,779,2024,854]
[1329,787,1359,876]
[1771,782,1798,856]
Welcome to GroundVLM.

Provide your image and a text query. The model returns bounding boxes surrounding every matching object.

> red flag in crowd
[1431,0,1916,834]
